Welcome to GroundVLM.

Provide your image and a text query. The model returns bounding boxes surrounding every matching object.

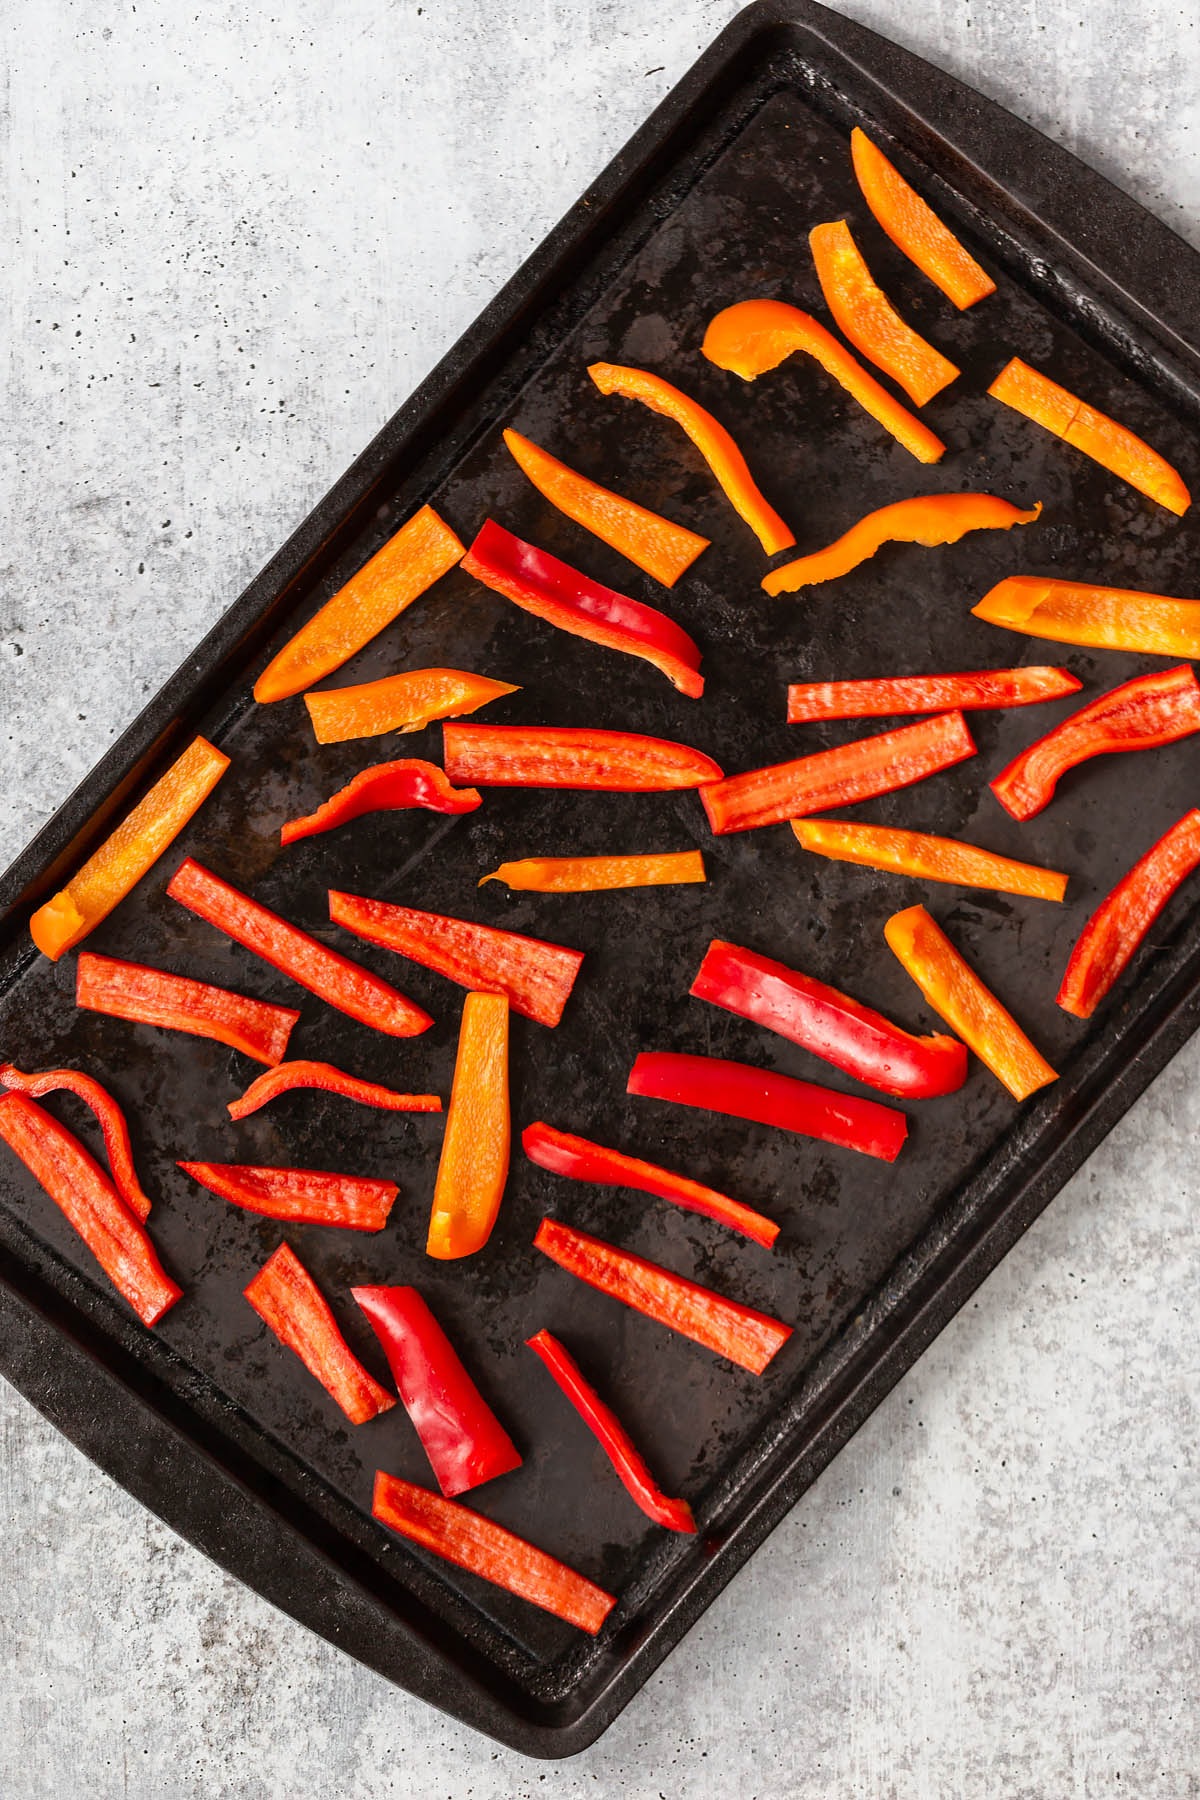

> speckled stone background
[2,2,1198,1793]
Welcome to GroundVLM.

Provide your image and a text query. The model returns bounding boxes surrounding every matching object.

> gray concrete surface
[1,1,1198,1793]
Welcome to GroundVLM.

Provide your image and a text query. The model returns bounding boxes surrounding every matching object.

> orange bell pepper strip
[587,362,795,555]
[884,904,1058,1101]
[254,504,466,703]
[701,298,945,464]
[30,736,229,961]
[244,1242,396,1424]
[973,575,1200,660]
[303,668,518,745]
[988,359,1190,515]
[787,666,1079,723]
[809,220,959,406]
[850,128,996,310]
[762,494,1041,596]
[791,819,1068,902]
[502,428,708,586]
[426,993,510,1260]
[479,850,705,892]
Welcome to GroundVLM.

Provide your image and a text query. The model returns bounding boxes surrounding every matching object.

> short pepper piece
[179,1162,400,1232]
[850,128,996,309]
[303,669,518,745]
[244,1242,396,1425]
[810,219,959,406]
[280,760,480,845]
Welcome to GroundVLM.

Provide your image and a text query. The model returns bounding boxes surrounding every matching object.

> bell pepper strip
[76,953,299,1066]
[354,1286,521,1496]
[627,1050,907,1161]
[179,1161,399,1231]
[443,723,723,791]
[525,1328,696,1533]
[372,1470,615,1633]
[689,940,967,1100]
[328,894,583,1028]
[809,220,959,406]
[534,1217,792,1374]
[0,1064,151,1221]
[30,736,230,961]
[850,128,996,309]
[701,298,945,464]
[762,494,1041,596]
[462,519,705,698]
[166,858,432,1037]
[280,760,480,846]
[787,665,1079,723]
[480,850,706,893]
[228,1061,441,1121]
[587,362,795,555]
[0,1092,180,1326]
[791,818,1068,902]
[990,665,1200,822]
[972,575,1200,660]
[988,359,1190,515]
[304,669,519,746]
[427,993,510,1260]
[502,428,709,586]
[244,1242,396,1424]
[701,711,976,836]
[521,1120,779,1248]
[884,905,1058,1101]
[254,505,466,703]
[1056,810,1200,1019]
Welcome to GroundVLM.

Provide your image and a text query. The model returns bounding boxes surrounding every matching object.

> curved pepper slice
[254,505,466,702]
[972,576,1200,660]
[762,494,1041,596]
[850,128,996,309]
[701,711,976,836]
[1057,810,1200,1019]
[427,993,510,1260]
[304,668,519,745]
[787,665,1079,722]
[480,850,705,892]
[179,1161,399,1231]
[689,939,967,1100]
[884,905,1057,1101]
[587,362,795,555]
[0,1092,180,1325]
[521,1119,778,1248]
[0,1063,151,1220]
[702,298,945,463]
[791,819,1068,902]
[990,665,1200,821]
[444,723,723,791]
[373,1471,615,1633]
[627,1050,907,1161]
[228,1061,441,1121]
[76,953,299,1066]
[244,1242,395,1424]
[167,858,432,1037]
[502,428,708,586]
[30,736,229,961]
[988,359,1190,515]
[281,760,480,846]
[810,220,959,406]
[526,1328,696,1533]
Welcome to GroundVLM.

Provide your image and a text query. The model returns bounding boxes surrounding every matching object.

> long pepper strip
[990,665,1200,821]
[481,851,705,893]
[76,953,299,1066]
[850,128,996,309]
[810,220,959,406]
[179,1162,399,1231]
[0,1064,151,1221]
[791,818,1068,902]
[444,723,723,791]
[787,665,1079,722]
[973,576,1200,660]
[244,1242,396,1424]
[988,359,1190,515]
[281,760,480,845]
[228,1061,441,1121]
[763,494,1040,596]
[167,858,431,1037]
[587,362,795,554]
[526,1328,696,1533]
[255,505,466,702]
[534,1217,792,1374]
[1057,810,1200,1019]
[427,994,510,1260]
[304,669,519,745]
[30,736,229,961]
[702,711,975,836]
[884,905,1057,1101]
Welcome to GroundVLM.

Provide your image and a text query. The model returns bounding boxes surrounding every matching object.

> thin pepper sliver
[787,666,1079,722]
[180,1162,399,1231]
[810,219,959,406]
[280,760,480,845]
[850,128,996,309]
[972,576,1200,660]
[0,1064,151,1220]
[762,494,1040,596]
[791,819,1068,902]
[244,1242,395,1424]
[304,669,519,745]
[480,851,706,893]
[427,993,510,1260]
[76,953,300,1066]
[228,1061,441,1121]
[444,723,723,791]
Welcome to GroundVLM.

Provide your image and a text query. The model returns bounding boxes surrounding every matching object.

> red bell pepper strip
[791,818,1068,902]
[228,1061,441,1121]
[462,520,704,697]
[627,1051,907,1161]
[353,1286,521,1496]
[1057,809,1200,1019]
[850,128,996,309]
[521,1120,779,1248]
[972,576,1200,660]
[280,760,480,846]
[990,665,1200,821]
[689,940,967,1100]
[443,723,723,790]
[372,1471,615,1634]
[0,1063,151,1221]
[762,494,1040,596]
[0,1092,180,1326]
[786,666,1080,723]
[534,1217,792,1374]
[810,219,959,406]
[525,1328,696,1534]
[243,1242,395,1424]
[76,953,300,1066]
[303,668,518,745]
[167,858,432,1037]
[179,1162,399,1231]
[427,993,510,1260]
[701,711,976,835]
